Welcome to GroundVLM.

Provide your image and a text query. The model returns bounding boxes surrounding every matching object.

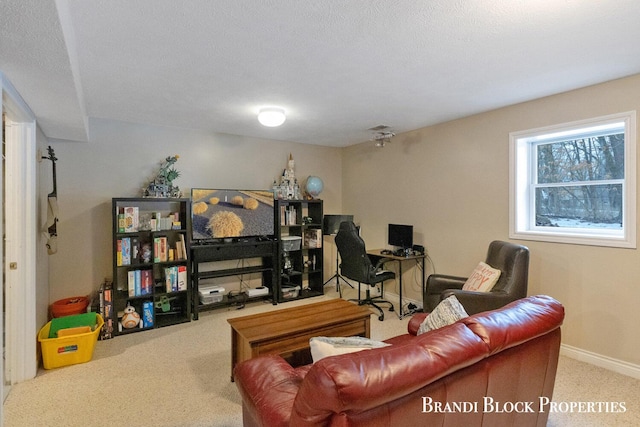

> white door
[2,76,38,406]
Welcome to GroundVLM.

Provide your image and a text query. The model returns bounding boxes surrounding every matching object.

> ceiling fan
[368,125,396,147]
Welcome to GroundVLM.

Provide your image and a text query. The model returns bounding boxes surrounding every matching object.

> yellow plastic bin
[38,313,104,369]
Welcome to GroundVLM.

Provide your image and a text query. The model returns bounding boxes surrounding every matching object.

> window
[510,112,636,248]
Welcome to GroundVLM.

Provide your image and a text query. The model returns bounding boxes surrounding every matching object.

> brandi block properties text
[422,397,627,414]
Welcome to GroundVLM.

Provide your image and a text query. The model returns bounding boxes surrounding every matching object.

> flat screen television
[191,188,275,241]
[388,224,413,249]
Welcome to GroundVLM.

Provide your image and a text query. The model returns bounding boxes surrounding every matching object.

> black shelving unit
[190,240,278,319]
[275,199,324,302]
[111,197,192,335]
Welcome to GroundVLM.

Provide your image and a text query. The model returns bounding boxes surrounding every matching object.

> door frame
[2,73,38,400]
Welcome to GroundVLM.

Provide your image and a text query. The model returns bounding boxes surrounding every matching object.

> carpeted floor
[4,289,640,426]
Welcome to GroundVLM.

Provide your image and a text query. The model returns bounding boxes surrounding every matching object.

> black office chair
[334,221,395,321]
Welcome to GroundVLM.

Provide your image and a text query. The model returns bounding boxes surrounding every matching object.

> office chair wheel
[388,306,394,312]
[378,314,384,321]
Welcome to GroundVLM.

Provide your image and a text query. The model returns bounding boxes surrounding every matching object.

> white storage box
[282,236,302,251]
[199,285,225,304]
[200,293,223,304]
[281,285,300,299]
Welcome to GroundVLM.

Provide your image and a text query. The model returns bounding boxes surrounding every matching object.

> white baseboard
[348,284,640,380]
[560,344,640,380]
[337,282,640,379]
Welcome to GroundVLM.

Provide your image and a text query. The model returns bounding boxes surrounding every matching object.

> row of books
[116,235,187,266]
[128,269,154,297]
[116,206,182,233]
[98,279,114,340]
[164,265,188,293]
[280,205,298,225]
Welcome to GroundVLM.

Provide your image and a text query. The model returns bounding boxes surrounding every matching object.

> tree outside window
[510,112,636,248]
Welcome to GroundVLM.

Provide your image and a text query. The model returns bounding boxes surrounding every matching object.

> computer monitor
[388,224,413,249]
[323,214,354,235]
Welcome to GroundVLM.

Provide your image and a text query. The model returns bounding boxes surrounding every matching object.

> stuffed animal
[121,304,141,329]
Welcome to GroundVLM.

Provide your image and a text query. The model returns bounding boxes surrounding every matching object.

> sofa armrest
[234,355,304,427]
[442,289,517,315]
[407,313,428,335]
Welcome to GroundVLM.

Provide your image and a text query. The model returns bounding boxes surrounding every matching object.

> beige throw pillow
[418,295,469,335]
[462,261,501,292]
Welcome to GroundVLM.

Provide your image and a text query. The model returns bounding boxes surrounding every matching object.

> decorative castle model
[272,153,301,199]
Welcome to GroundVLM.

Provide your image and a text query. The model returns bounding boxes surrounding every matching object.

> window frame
[509,111,636,248]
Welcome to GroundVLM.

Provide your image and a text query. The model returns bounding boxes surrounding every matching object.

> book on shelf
[141,269,153,295]
[178,234,187,260]
[123,206,139,232]
[118,213,126,233]
[116,239,123,266]
[99,279,114,340]
[154,237,168,262]
[128,270,135,297]
[164,266,178,292]
[177,265,187,291]
[303,229,322,248]
[142,301,154,328]
[117,237,131,266]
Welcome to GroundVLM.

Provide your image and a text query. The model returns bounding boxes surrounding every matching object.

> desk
[367,249,426,319]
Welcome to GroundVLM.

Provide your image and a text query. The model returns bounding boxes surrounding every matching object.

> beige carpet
[4,289,640,426]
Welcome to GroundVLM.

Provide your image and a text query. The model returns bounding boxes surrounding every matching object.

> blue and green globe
[305,176,324,198]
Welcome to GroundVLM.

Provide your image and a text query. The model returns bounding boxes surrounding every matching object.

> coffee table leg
[230,328,238,382]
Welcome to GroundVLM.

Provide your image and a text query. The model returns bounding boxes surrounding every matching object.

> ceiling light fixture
[258,107,286,127]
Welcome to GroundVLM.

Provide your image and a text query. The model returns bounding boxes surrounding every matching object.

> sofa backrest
[290,295,564,427]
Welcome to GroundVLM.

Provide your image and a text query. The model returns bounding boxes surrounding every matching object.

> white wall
[49,117,343,302]
[342,73,640,367]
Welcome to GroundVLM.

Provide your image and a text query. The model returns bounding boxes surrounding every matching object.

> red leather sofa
[234,295,564,427]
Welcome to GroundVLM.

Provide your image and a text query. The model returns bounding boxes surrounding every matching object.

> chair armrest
[372,256,394,270]
[423,274,467,312]
[425,274,467,294]
[441,290,517,315]
[234,355,303,427]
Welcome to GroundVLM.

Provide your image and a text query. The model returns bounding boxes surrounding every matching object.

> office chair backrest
[485,240,529,298]
[335,221,375,283]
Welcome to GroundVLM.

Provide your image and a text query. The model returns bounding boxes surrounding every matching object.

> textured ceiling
[2,0,640,147]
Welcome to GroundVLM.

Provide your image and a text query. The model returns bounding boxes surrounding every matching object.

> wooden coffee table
[227,298,371,381]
